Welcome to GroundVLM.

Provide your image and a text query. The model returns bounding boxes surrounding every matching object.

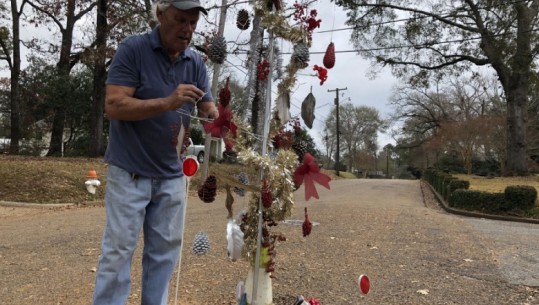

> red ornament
[182,157,199,177]
[308,297,321,305]
[261,179,272,208]
[358,274,370,294]
[302,207,312,237]
[203,104,237,138]
[313,65,328,85]
[293,153,331,201]
[218,77,231,107]
[257,59,270,81]
[323,42,335,69]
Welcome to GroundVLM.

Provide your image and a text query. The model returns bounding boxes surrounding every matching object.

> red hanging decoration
[261,179,273,208]
[302,207,312,237]
[293,153,331,201]
[257,59,270,81]
[305,10,322,32]
[313,65,328,85]
[203,104,237,139]
[323,42,335,69]
[218,77,231,107]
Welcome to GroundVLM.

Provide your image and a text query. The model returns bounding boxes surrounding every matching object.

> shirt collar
[150,25,194,61]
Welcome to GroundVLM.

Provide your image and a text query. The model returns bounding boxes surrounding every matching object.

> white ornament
[85,179,101,195]
[226,219,245,262]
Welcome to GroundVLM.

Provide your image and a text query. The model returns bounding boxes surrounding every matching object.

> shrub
[449,189,505,212]
[503,185,537,211]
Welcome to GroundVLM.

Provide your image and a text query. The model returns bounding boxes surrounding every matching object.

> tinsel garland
[238,148,297,264]
[254,0,311,97]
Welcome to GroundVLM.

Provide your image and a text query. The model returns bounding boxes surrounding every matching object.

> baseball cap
[160,0,208,15]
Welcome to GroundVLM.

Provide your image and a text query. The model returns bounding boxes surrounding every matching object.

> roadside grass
[453,174,539,193]
[0,156,347,204]
[453,174,539,218]
[333,171,357,179]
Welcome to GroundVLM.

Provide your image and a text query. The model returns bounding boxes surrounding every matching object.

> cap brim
[171,2,208,15]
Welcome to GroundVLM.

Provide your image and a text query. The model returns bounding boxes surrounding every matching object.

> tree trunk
[505,85,529,176]
[8,0,22,155]
[47,0,76,157]
[88,0,107,157]
[502,4,532,176]
[47,106,66,156]
[9,75,21,155]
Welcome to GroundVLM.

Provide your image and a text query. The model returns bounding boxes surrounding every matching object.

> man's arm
[105,83,203,121]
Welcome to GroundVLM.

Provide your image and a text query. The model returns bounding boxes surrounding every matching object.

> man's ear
[156,7,164,20]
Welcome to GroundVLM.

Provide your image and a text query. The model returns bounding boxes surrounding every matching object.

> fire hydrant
[85,169,101,195]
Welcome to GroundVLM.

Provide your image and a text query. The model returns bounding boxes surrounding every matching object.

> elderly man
[92,1,217,304]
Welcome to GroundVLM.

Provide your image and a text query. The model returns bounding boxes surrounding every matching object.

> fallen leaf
[90,267,97,272]
[417,289,429,295]
[463,258,473,262]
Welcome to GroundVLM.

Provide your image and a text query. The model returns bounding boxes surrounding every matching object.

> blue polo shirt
[104,26,213,178]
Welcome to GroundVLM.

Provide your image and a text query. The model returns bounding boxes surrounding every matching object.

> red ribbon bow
[203,105,237,148]
[293,153,331,201]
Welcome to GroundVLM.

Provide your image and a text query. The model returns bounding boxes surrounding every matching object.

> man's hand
[198,102,219,120]
[167,84,205,110]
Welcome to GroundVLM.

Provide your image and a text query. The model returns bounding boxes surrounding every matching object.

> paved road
[465,217,539,287]
[0,179,538,305]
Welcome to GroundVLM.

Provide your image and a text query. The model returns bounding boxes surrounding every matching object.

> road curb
[425,182,539,225]
[0,200,103,208]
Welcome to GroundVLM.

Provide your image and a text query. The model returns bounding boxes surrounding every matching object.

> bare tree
[338,0,539,175]
[324,103,385,171]
[0,0,28,154]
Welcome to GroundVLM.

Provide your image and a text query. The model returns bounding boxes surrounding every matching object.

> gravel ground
[0,179,538,305]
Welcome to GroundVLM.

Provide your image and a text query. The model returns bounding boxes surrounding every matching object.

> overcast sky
[1,0,398,150]
[205,0,399,150]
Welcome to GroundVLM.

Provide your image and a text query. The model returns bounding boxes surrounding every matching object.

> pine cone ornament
[236,9,250,30]
[198,175,217,203]
[208,35,227,64]
[192,231,211,255]
[291,43,310,69]
[292,141,307,163]
[233,172,249,197]
[273,0,282,10]
[261,179,272,208]
[218,77,231,107]
[323,42,335,69]
[302,207,312,237]
[222,149,238,163]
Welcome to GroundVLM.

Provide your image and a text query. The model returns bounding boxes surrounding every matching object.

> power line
[316,0,530,34]
[281,27,539,55]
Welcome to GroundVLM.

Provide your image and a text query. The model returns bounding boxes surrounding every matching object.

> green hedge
[448,185,537,213]
[424,169,537,213]
[449,189,506,212]
[503,185,537,211]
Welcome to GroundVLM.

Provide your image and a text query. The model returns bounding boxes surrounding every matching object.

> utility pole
[328,87,347,176]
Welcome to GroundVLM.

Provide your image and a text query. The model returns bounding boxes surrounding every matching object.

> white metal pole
[251,29,275,305]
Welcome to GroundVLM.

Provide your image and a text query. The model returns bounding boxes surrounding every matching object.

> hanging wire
[317,0,531,34]
[176,108,265,143]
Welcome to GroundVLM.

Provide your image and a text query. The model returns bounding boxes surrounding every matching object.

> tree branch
[352,2,481,34]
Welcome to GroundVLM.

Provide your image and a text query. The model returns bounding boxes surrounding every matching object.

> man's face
[157,6,200,53]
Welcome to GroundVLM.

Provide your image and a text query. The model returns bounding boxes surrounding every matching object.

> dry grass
[0,156,345,204]
[453,174,539,193]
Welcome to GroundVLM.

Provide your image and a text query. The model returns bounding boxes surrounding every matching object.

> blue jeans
[92,165,185,305]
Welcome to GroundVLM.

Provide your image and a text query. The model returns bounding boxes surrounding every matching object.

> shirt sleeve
[106,37,140,88]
